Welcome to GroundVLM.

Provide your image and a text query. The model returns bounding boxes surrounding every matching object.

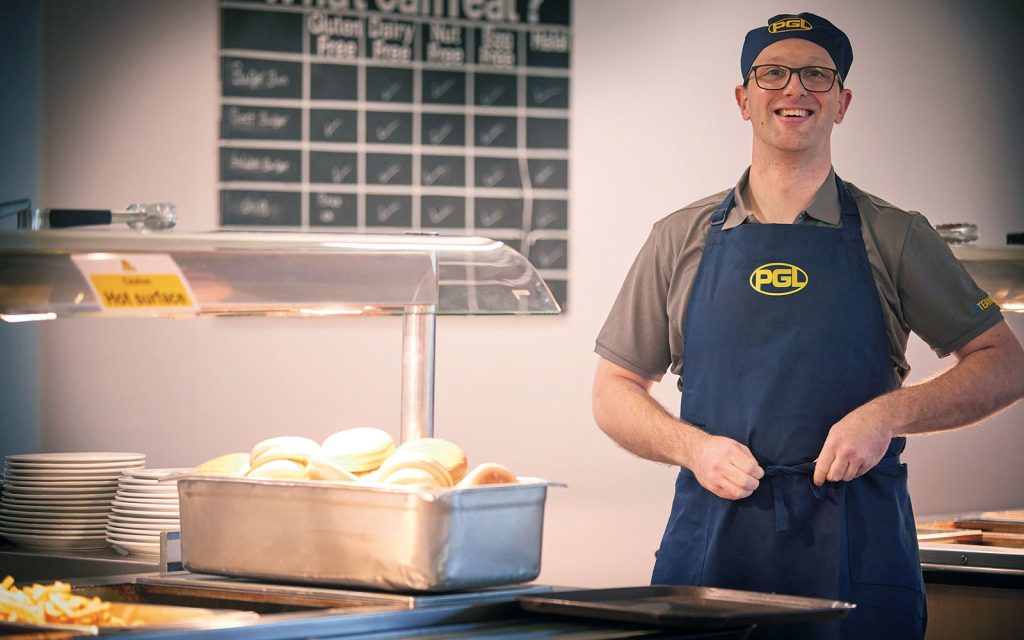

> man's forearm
[872,322,1024,438]
[591,366,707,468]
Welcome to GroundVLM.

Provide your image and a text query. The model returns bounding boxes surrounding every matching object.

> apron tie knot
[763,461,834,532]
[762,454,902,532]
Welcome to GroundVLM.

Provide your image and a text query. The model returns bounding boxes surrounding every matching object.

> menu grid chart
[218,0,571,309]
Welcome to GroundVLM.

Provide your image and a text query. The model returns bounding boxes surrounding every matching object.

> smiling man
[592,12,1024,640]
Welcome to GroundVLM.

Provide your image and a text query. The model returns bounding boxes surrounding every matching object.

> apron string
[763,454,901,532]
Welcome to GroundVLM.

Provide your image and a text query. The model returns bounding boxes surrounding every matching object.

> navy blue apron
[651,176,926,639]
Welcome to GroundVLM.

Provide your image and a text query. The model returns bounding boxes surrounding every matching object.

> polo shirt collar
[723,167,842,229]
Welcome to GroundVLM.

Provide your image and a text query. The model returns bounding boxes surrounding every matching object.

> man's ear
[834,88,853,124]
[735,85,751,121]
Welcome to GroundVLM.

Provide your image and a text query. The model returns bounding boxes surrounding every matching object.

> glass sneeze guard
[0,229,561,441]
[0,229,560,318]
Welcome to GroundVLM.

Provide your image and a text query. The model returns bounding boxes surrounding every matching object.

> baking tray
[517,586,855,629]
[177,476,558,592]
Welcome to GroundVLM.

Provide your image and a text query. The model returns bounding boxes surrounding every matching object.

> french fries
[0,575,126,626]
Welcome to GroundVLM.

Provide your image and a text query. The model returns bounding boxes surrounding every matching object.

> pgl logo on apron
[749,262,808,296]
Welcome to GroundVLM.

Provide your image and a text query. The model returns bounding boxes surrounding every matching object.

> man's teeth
[777,109,810,117]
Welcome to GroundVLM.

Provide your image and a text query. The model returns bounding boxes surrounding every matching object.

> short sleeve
[897,214,1003,356]
[595,226,673,378]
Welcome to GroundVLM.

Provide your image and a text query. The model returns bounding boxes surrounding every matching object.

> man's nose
[782,71,807,96]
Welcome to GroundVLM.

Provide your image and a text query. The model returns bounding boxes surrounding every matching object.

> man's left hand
[813,410,894,486]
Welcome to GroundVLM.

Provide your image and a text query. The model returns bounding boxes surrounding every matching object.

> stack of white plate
[107,468,187,556]
[0,452,146,550]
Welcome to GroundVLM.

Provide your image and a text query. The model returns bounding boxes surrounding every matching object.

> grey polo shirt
[595,168,1003,386]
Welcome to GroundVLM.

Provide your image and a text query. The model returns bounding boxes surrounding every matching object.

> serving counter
[0,571,749,639]
[917,510,1024,640]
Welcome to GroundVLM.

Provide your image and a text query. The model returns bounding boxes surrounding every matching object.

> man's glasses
[748,65,840,93]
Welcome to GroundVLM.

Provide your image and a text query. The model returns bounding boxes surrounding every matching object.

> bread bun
[245,459,310,480]
[377,452,453,489]
[456,462,517,488]
[322,428,395,474]
[306,455,359,482]
[395,438,468,484]
[250,436,321,469]
[193,453,250,477]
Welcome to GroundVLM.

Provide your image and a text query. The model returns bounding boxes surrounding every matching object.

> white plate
[107,520,178,533]
[118,477,179,486]
[0,513,107,526]
[124,468,190,480]
[4,470,132,481]
[1,531,109,549]
[0,522,107,534]
[117,477,161,486]
[117,487,179,497]
[111,506,180,518]
[6,462,144,473]
[115,493,178,502]
[4,479,120,490]
[0,505,112,522]
[0,524,107,537]
[4,464,140,475]
[2,489,117,499]
[7,453,145,464]
[111,499,178,509]
[109,540,160,556]
[112,495,178,505]
[106,529,162,542]
[108,514,179,526]
[1,496,113,508]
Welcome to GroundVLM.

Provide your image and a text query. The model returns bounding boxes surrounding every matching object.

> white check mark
[378,163,402,183]
[423,165,448,185]
[479,123,505,146]
[536,211,559,228]
[533,164,555,186]
[377,201,400,222]
[481,86,505,105]
[482,168,505,187]
[538,247,563,267]
[427,205,454,224]
[428,123,454,145]
[430,77,457,99]
[532,86,561,105]
[331,165,353,183]
[380,81,402,101]
[479,209,504,227]
[323,118,343,138]
[376,119,401,141]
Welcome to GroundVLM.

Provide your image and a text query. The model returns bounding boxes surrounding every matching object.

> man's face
[735,39,853,155]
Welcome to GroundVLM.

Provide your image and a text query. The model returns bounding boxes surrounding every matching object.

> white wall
[7,0,1023,588]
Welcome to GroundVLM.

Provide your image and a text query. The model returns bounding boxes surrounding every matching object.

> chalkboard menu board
[218,0,571,309]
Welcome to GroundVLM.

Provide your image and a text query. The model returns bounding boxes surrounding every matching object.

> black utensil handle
[47,209,114,228]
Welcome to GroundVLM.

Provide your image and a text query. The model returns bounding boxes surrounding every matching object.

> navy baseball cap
[741,13,853,82]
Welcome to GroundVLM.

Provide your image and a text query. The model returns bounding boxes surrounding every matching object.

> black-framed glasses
[748,64,840,92]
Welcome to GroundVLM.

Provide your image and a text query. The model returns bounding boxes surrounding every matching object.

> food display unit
[0,229,858,637]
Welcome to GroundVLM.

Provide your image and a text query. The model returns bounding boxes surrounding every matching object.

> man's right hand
[690,434,764,500]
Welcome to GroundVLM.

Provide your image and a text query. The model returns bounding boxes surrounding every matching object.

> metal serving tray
[177,476,556,592]
[517,586,855,630]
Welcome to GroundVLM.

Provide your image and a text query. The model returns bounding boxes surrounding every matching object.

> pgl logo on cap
[750,263,808,296]
[768,17,812,34]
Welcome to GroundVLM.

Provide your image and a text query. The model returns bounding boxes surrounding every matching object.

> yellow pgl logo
[768,18,812,34]
[749,263,808,296]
